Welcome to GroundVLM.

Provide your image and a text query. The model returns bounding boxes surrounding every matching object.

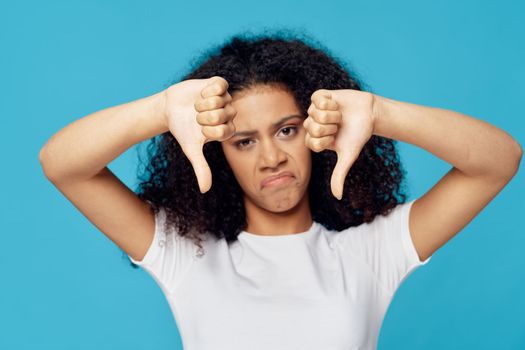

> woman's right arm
[39,76,235,262]
[39,92,167,183]
[39,91,168,262]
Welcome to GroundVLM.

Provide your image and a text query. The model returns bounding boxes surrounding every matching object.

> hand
[163,76,237,194]
[303,89,377,200]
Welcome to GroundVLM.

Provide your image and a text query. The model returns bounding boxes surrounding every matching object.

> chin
[262,190,304,213]
[268,200,296,212]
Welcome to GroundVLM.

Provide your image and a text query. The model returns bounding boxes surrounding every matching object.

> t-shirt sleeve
[335,200,431,295]
[128,206,198,293]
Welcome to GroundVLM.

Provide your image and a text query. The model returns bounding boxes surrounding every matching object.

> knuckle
[217,82,227,95]
[214,127,225,139]
[194,99,203,112]
[201,126,212,139]
[312,123,323,137]
[308,141,318,152]
[219,124,231,140]
[318,111,330,123]
[209,96,221,109]
[209,110,223,124]
[210,84,220,96]
[312,139,323,152]
[307,104,315,115]
[218,76,229,90]
[196,112,206,125]
[202,125,220,140]
[311,90,320,102]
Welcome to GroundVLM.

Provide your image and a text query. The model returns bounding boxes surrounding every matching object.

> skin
[221,84,313,236]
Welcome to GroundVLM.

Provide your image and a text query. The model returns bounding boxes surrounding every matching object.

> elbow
[489,139,523,181]
[501,140,523,179]
[38,146,47,164]
[513,141,523,172]
[39,147,51,179]
[38,146,58,182]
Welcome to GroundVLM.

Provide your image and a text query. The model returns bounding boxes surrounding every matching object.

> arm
[39,92,167,183]
[39,76,235,262]
[304,89,522,262]
[373,97,522,179]
[373,96,522,261]
[39,91,168,261]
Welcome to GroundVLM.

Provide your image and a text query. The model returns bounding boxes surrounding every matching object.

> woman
[39,31,522,349]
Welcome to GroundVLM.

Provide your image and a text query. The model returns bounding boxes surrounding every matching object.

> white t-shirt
[129,200,431,350]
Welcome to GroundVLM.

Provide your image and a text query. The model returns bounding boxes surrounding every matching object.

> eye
[234,126,298,150]
[235,139,254,149]
[278,126,298,137]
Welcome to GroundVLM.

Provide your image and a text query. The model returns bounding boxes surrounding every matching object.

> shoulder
[327,201,415,246]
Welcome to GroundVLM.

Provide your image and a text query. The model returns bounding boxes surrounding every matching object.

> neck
[243,193,312,236]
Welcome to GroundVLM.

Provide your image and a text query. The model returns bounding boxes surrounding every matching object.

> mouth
[261,171,295,189]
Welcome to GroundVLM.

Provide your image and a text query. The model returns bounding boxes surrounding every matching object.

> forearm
[39,91,168,183]
[372,95,522,178]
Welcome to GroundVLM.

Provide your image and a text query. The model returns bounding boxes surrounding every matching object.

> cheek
[291,135,311,162]
[296,142,312,179]
[223,149,254,184]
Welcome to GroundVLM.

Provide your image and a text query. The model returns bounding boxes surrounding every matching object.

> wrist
[371,93,383,135]
[151,89,169,131]
[371,94,402,138]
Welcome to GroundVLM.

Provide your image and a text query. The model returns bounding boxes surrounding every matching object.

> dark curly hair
[126,28,409,268]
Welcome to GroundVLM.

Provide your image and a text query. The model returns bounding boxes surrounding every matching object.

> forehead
[231,85,303,126]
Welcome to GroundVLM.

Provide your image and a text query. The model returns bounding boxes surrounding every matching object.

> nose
[259,138,287,169]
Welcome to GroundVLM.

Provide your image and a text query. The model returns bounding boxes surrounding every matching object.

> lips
[261,171,295,188]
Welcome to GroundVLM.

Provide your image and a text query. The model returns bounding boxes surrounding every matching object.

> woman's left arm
[373,96,522,261]
[304,90,522,261]
[374,96,522,179]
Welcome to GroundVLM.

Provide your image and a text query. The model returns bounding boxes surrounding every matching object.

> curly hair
[127,29,409,267]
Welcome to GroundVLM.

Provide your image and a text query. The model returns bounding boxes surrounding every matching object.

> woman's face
[221,84,312,214]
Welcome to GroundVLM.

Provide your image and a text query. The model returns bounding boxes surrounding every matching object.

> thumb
[330,150,358,200]
[180,142,212,194]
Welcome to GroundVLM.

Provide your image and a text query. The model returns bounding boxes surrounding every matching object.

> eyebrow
[232,115,303,138]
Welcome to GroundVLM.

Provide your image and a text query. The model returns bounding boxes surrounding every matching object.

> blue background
[2,0,524,349]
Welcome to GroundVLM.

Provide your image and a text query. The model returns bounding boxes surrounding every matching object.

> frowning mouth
[261,171,295,189]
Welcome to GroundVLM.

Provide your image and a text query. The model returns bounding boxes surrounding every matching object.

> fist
[303,89,376,200]
[164,76,237,193]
